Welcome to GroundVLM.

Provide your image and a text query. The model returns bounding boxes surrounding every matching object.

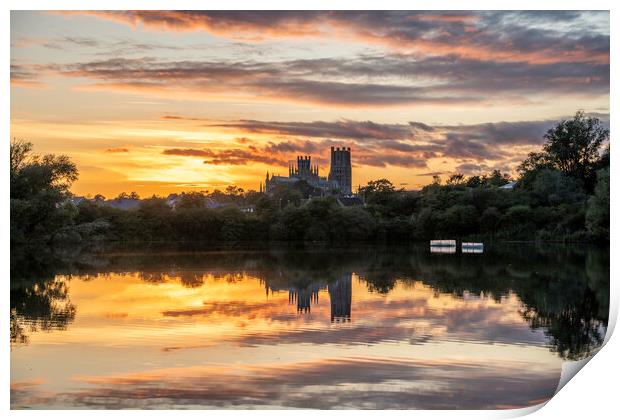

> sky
[10,11,610,197]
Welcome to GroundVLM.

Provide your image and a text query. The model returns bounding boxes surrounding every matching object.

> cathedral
[261,147,353,196]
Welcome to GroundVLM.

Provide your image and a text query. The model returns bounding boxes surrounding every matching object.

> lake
[10,243,609,409]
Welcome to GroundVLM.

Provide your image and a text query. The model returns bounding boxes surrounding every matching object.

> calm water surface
[10,243,609,409]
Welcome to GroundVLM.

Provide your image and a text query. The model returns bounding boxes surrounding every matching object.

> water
[10,243,609,409]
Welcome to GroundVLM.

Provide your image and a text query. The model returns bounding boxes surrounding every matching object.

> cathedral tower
[328,147,352,195]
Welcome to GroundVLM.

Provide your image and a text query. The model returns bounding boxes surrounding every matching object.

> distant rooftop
[337,196,364,207]
[500,181,517,189]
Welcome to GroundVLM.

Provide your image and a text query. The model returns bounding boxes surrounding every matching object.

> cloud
[162,147,288,166]
[160,113,608,169]
[219,116,598,161]
[19,48,607,105]
[71,11,609,65]
[162,148,212,157]
[161,115,200,121]
[49,57,477,106]
[13,34,184,55]
[62,36,100,48]
[356,153,428,168]
[105,148,129,153]
[10,64,45,88]
[422,116,607,161]
[212,119,416,140]
[454,163,494,174]
[162,139,433,170]
[417,171,445,177]
[212,117,591,148]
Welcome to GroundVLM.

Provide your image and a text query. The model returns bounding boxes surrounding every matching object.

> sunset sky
[10,11,610,197]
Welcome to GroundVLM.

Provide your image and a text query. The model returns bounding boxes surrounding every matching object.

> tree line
[10,111,610,244]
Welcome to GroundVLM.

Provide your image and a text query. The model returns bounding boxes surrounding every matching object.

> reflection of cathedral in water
[269,274,352,322]
[289,288,319,313]
[328,275,352,322]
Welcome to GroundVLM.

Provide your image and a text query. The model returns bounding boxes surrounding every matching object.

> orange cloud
[10,79,47,89]
[162,147,288,166]
[64,11,609,65]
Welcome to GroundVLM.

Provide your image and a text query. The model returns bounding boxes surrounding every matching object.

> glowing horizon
[10,11,609,197]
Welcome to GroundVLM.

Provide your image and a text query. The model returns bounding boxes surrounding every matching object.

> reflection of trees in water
[10,246,86,346]
[521,287,606,360]
[359,273,396,295]
[511,249,609,360]
[10,277,76,347]
[141,271,245,288]
[10,243,608,360]
[392,245,609,360]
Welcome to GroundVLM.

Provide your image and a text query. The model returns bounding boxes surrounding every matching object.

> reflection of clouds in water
[10,244,608,409]
[162,300,283,318]
[11,357,559,409]
[10,379,48,409]
[158,286,546,350]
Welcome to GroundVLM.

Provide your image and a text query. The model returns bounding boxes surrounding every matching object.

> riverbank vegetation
[10,112,609,244]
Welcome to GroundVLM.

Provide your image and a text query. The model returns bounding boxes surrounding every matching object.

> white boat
[430,240,456,247]
[430,246,457,254]
[462,242,484,253]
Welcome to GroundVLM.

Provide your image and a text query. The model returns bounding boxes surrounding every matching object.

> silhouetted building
[328,147,352,195]
[262,148,353,195]
[263,155,334,194]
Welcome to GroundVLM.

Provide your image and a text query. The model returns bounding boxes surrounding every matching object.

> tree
[446,173,465,186]
[224,185,245,203]
[219,206,246,241]
[176,191,206,209]
[270,184,303,209]
[521,111,608,192]
[502,205,535,238]
[360,179,397,207]
[528,169,585,206]
[441,204,478,235]
[483,170,511,187]
[360,179,396,195]
[10,140,33,174]
[11,140,79,243]
[225,185,244,196]
[242,189,262,205]
[466,175,482,188]
[517,151,554,176]
[586,167,609,241]
[136,197,174,240]
[480,207,502,234]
